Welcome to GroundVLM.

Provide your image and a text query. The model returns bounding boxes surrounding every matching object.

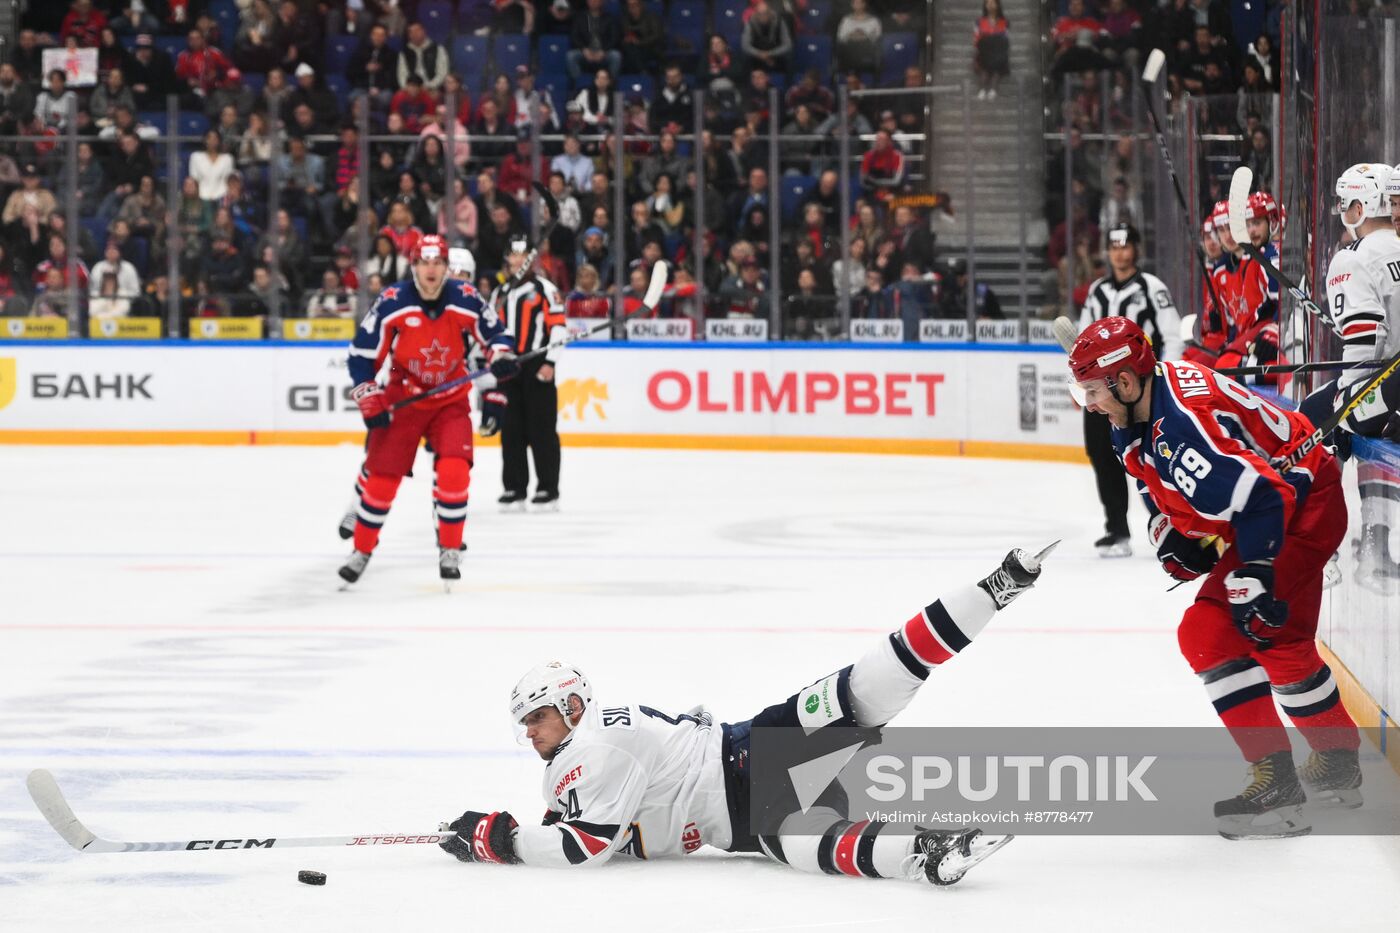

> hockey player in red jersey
[435,546,1051,884]
[1068,318,1361,839]
[1183,212,1232,366]
[339,235,519,584]
[1215,191,1287,386]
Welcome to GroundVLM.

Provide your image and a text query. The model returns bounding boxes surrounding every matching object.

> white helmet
[1334,162,1393,232]
[1386,164,1400,199]
[509,661,591,730]
[448,246,475,281]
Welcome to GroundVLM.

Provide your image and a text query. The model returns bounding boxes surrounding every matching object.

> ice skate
[1355,525,1400,594]
[338,550,371,585]
[531,490,560,512]
[1299,748,1363,810]
[337,503,357,540]
[1095,532,1132,558]
[439,547,462,585]
[499,491,526,513]
[1213,751,1312,839]
[978,541,1057,609]
[902,828,1013,887]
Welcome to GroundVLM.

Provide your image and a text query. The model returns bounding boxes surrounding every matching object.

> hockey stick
[391,261,669,411]
[1273,345,1400,471]
[1052,315,1078,352]
[1215,358,1387,379]
[1140,49,1226,322]
[510,179,560,288]
[26,769,449,854]
[1227,166,1333,327]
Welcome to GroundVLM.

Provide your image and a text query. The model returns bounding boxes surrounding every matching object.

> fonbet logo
[558,378,609,421]
[0,357,14,411]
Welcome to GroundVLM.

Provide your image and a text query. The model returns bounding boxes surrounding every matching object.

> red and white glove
[1147,514,1221,582]
[478,390,507,437]
[439,810,519,864]
[351,381,390,429]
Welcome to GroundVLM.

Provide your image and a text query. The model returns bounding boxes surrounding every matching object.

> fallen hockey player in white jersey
[437,543,1053,886]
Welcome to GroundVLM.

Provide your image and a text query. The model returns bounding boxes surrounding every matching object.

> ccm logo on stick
[186,838,276,850]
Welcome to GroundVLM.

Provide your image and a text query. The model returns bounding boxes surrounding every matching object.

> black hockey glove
[1147,515,1220,582]
[439,810,520,865]
[488,349,520,381]
[478,390,506,438]
[1224,560,1289,648]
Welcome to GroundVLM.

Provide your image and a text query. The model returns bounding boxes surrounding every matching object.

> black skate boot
[1299,748,1363,810]
[338,506,356,540]
[439,546,462,581]
[338,550,371,584]
[1213,750,1311,839]
[903,828,1014,886]
[1094,532,1131,558]
[498,491,526,513]
[978,541,1057,609]
[530,490,560,512]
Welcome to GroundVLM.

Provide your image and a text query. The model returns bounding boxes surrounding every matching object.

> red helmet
[412,234,447,263]
[1068,317,1156,387]
[1244,191,1275,220]
[1209,199,1231,230]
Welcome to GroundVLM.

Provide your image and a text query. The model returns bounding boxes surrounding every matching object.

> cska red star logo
[381,286,400,301]
[419,339,450,368]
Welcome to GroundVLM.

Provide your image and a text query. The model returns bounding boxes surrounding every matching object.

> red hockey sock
[433,457,471,550]
[1273,664,1360,752]
[1199,658,1291,761]
[353,473,402,554]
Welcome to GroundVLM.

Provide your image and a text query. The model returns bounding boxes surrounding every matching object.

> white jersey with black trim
[1324,228,1400,388]
[512,701,730,868]
[1078,270,1184,360]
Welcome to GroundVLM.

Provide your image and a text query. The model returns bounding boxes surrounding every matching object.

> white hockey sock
[760,808,914,880]
[848,584,998,727]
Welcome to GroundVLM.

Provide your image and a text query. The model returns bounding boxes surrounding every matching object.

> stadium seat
[800,0,831,34]
[618,74,654,103]
[780,175,817,224]
[494,34,530,75]
[138,110,169,135]
[880,32,920,83]
[325,35,359,76]
[325,74,350,107]
[538,35,570,75]
[210,1,239,51]
[154,36,186,62]
[129,236,151,277]
[714,0,746,49]
[82,217,107,251]
[419,0,454,45]
[793,37,831,76]
[242,71,266,95]
[119,35,139,54]
[178,112,208,137]
[457,0,493,32]
[452,36,489,81]
[538,75,569,118]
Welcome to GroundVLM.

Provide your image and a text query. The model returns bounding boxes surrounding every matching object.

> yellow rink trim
[0,428,1087,461]
[1318,640,1400,776]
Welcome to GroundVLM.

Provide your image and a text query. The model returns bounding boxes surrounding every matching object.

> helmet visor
[1068,376,1114,408]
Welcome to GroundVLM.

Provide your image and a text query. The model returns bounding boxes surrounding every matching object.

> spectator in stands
[34,71,76,133]
[574,69,616,133]
[576,170,611,227]
[34,230,90,293]
[623,199,664,263]
[89,239,140,316]
[547,170,581,235]
[1180,24,1227,96]
[207,66,254,123]
[496,130,537,204]
[112,2,160,37]
[817,94,873,154]
[277,136,325,226]
[242,263,285,315]
[1247,32,1279,90]
[852,268,891,317]
[860,130,907,195]
[890,262,935,333]
[348,22,399,115]
[641,68,687,138]
[785,267,833,339]
[637,131,684,197]
[480,73,517,125]
[364,232,407,283]
[249,207,304,294]
[470,97,513,166]
[937,258,1002,320]
[438,177,477,246]
[390,169,433,230]
[176,28,231,106]
[786,70,835,124]
[568,0,622,80]
[5,203,46,276]
[890,205,934,271]
[475,170,523,226]
[90,68,135,129]
[4,165,57,225]
[274,0,320,76]
[727,167,769,238]
[835,0,881,74]
[283,63,338,133]
[0,63,33,137]
[0,241,27,314]
[566,263,610,316]
[719,257,769,318]
[116,175,165,245]
[190,129,236,204]
[850,200,882,254]
[491,0,535,33]
[575,226,612,288]
[1098,176,1140,231]
[1100,0,1142,70]
[973,0,1010,101]
[1242,127,1272,191]
[234,0,279,73]
[551,135,593,194]
[237,110,274,172]
[61,0,107,48]
[703,34,740,98]
[390,74,435,134]
[476,203,524,277]
[259,67,292,125]
[539,0,573,36]
[619,0,663,74]
[201,230,247,299]
[214,103,243,152]
[742,1,792,75]
[69,142,106,219]
[396,21,448,93]
[127,34,176,110]
[30,266,72,318]
[798,169,840,233]
[11,30,44,86]
[1050,0,1106,76]
[780,104,825,177]
[831,236,867,298]
[304,267,353,317]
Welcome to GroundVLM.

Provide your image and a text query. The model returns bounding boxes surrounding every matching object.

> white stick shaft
[1142,48,1166,84]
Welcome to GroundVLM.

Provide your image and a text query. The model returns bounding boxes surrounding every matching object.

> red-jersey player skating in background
[1068,318,1361,839]
[340,235,518,584]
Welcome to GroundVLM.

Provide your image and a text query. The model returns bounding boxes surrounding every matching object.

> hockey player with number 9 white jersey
[434,548,1055,886]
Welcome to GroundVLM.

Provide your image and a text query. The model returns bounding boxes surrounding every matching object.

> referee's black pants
[1083,409,1129,538]
[502,362,561,497]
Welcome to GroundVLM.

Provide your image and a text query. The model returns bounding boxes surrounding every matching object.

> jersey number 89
[1173,447,1212,496]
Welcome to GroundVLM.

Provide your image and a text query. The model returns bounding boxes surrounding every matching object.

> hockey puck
[298,870,327,886]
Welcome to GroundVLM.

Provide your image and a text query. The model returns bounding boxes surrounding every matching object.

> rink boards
[0,341,1085,460]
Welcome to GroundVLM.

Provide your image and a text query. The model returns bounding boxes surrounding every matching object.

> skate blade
[935,833,1014,885]
[1306,787,1363,810]
[499,502,527,514]
[1097,543,1132,558]
[1020,541,1060,573]
[530,501,560,513]
[1322,554,1342,590]
[1216,806,1312,840]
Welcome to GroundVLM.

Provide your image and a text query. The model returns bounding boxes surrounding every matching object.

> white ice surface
[0,445,1397,932]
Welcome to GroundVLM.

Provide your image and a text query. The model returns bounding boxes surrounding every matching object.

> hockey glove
[1147,514,1220,582]
[1225,560,1289,648]
[488,348,520,381]
[440,810,520,865]
[478,390,507,438]
[351,381,390,429]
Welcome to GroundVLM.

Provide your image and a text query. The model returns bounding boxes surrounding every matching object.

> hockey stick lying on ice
[392,260,669,412]
[1141,48,1227,322]
[27,769,449,854]
[1227,166,1333,327]
[1216,357,1387,379]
